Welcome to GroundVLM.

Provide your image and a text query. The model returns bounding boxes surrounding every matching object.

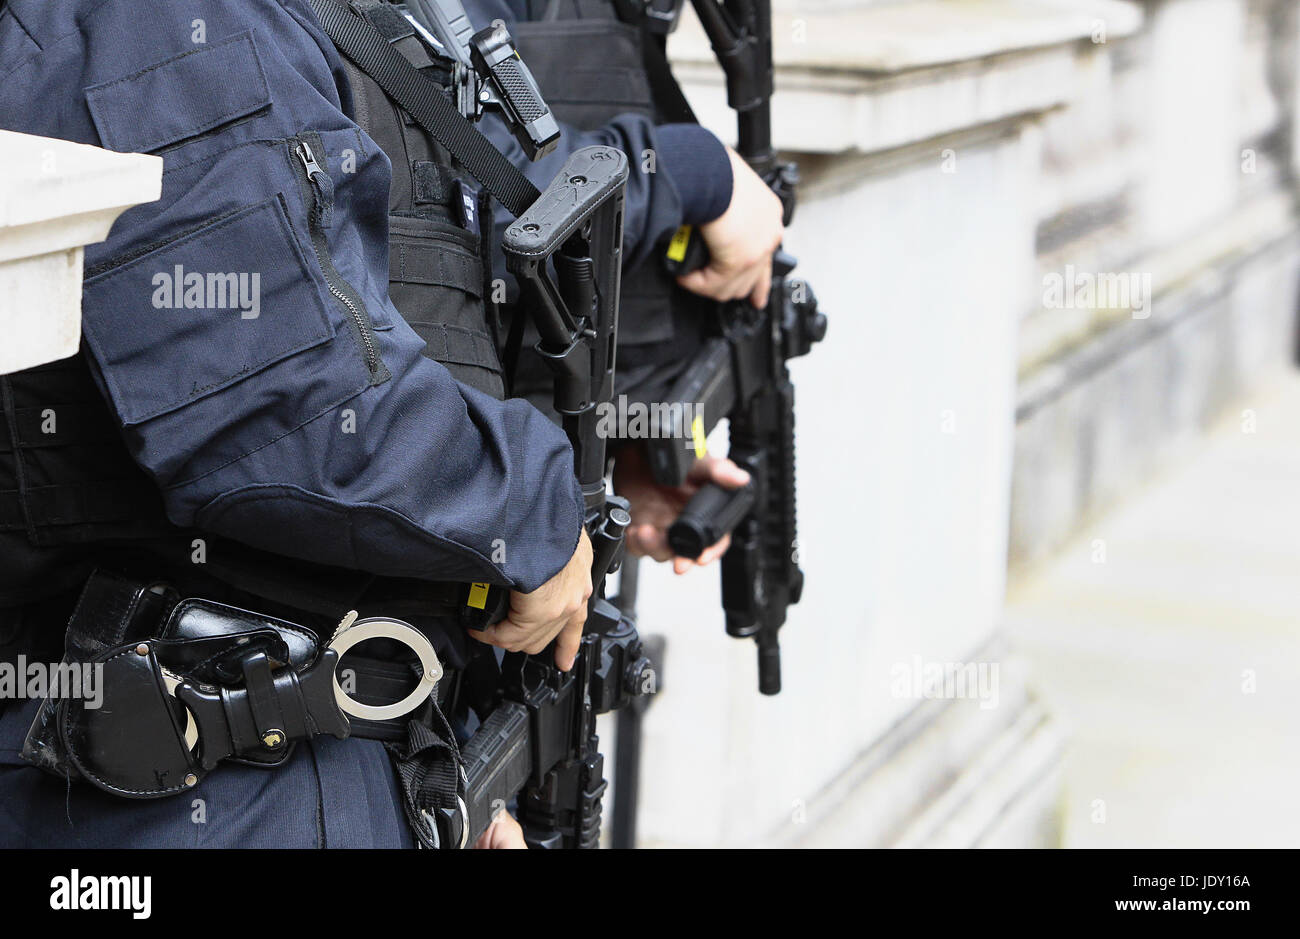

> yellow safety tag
[667,225,692,263]
[691,413,708,459]
[466,582,490,610]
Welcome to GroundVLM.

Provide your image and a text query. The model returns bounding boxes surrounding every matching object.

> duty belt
[20,570,472,848]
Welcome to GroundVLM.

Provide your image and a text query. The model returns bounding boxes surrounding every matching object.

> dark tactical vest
[0,2,506,653]
[510,0,710,406]
[340,0,508,399]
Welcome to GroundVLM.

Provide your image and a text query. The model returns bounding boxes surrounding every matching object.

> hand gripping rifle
[309,0,646,848]
[457,146,657,848]
[647,0,827,695]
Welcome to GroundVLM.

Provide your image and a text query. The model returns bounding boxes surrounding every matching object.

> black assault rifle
[388,0,651,849]
[646,0,827,696]
[456,146,657,848]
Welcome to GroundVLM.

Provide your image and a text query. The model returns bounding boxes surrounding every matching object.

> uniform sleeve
[0,0,583,592]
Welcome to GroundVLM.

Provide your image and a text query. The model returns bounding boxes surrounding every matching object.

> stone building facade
[622,0,1300,846]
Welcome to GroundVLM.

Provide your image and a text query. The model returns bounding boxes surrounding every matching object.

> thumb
[676,265,730,297]
[688,455,750,489]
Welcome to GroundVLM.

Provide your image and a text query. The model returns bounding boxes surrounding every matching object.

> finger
[696,533,732,566]
[634,522,673,563]
[680,259,756,302]
[474,621,534,652]
[475,812,504,850]
[497,813,527,850]
[713,461,751,488]
[688,455,751,490]
[672,532,731,572]
[676,265,731,299]
[478,811,526,850]
[520,615,568,655]
[470,621,515,647]
[685,455,721,484]
[716,265,761,304]
[624,523,651,557]
[732,263,766,301]
[485,616,567,655]
[749,262,773,309]
[554,612,583,671]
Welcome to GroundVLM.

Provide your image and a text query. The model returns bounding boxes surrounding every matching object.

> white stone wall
[629,129,1034,845]
[1012,0,1300,565]
[622,0,1143,847]
[623,0,1300,847]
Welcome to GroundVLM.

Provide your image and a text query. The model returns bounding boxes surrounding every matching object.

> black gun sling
[307,0,540,218]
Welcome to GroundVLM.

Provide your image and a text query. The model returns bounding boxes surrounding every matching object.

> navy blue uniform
[0,0,588,847]
[0,0,582,595]
[0,700,412,848]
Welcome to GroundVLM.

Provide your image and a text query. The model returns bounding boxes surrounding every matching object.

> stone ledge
[671,0,1143,74]
[1009,220,1300,569]
[0,130,161,374]
[670,0,1142,154]
[1018,190,1300,416]
[0,130,161,263]
[894,699,1063,846]
[774,639,1064,848]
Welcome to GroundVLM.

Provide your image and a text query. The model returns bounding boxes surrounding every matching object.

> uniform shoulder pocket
[84,29,271,154]
[81,196,336,427]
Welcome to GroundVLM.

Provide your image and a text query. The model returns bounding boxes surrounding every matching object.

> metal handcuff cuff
[47,600,447,804]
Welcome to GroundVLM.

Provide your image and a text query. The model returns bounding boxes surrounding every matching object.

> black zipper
[291,135,385,381]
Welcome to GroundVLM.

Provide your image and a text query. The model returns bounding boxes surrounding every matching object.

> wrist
[654,124,733,225]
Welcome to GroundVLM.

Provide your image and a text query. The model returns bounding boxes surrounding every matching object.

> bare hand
[675,146,783,309]
[613,444,751,574]
[475,809,527,849]
[473,528,592,670]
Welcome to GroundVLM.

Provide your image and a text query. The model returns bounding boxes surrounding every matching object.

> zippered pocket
[290,133,389,384]
[81,196,337,427]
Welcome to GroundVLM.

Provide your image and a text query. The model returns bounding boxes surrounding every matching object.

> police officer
[464,0,783,570]
[0,0,599,848]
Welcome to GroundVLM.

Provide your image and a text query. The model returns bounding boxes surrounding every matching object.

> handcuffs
[160,610,443,759]
[326,610,443,721]
[26,597,446,802]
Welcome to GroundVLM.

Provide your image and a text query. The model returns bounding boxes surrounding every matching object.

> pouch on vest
[336,6,507,399]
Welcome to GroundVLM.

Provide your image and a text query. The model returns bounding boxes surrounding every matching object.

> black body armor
[339,0,510,399]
